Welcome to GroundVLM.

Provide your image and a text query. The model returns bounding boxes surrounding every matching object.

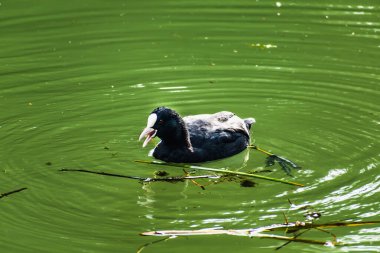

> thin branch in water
[247,169,273,174]
[135,160,305,187]
[140,198,380,250]
[140,228,329,245]
[183,169,206,190]
[140,220,380,248]
[137,236,171,253]
[314,227,337,244]
[60,168,146,180]
[59,168,221,183]
[275,228,311,250]
[0,187,27,200]
[257,233,328,246]
[283,212,289,225]
[263,220,380,234]
[248,144,274,156]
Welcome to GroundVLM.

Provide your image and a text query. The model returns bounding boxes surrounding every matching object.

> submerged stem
[0,187,27,200]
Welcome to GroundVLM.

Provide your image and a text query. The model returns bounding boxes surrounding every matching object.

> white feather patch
[147,113,157,128]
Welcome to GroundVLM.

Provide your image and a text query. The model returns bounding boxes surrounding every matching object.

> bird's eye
[158,120,164,124]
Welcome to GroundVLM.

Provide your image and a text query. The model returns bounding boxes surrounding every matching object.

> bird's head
[139,107,183,147]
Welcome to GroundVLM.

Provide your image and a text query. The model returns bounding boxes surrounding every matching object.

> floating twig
[257,220,380,234]
[134,160,304,187]
[275,228,311,250]
[248,145,301,176]
[183,169,206,190]
[137,237,172,253]
[140,220,380,247]
[139,201,379,250]
[59,168,220,183]
[0,187,27,200]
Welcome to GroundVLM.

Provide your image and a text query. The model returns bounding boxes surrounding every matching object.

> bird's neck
[163,118,193,152]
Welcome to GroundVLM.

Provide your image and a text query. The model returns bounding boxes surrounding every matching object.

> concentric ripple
[1,1,379,253]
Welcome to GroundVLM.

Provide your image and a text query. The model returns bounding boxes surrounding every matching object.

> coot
[139,107,255,163]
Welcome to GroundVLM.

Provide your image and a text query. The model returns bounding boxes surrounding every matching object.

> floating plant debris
[154,170,169,177]
[240,179,256,187]
[248,145,301,176]
[135,160,304,187]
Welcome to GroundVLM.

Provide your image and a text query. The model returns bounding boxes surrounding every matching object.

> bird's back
[182,111,253,161]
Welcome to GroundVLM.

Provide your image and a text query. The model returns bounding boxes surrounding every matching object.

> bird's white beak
[139,113,158,147]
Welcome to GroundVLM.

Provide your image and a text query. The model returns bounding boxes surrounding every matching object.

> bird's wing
[183,111,250,147]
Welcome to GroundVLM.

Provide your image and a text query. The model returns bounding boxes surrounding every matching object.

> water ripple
[1,1,380,252]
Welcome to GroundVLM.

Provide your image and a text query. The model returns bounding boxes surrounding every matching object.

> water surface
[1,1,379,252]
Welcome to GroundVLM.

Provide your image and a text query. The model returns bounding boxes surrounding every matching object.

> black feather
[146,107,254,163]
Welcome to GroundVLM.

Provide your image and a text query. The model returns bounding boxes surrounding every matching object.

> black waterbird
[139,107,255,163]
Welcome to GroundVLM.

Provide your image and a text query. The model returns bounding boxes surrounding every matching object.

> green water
[1,0,379,252]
